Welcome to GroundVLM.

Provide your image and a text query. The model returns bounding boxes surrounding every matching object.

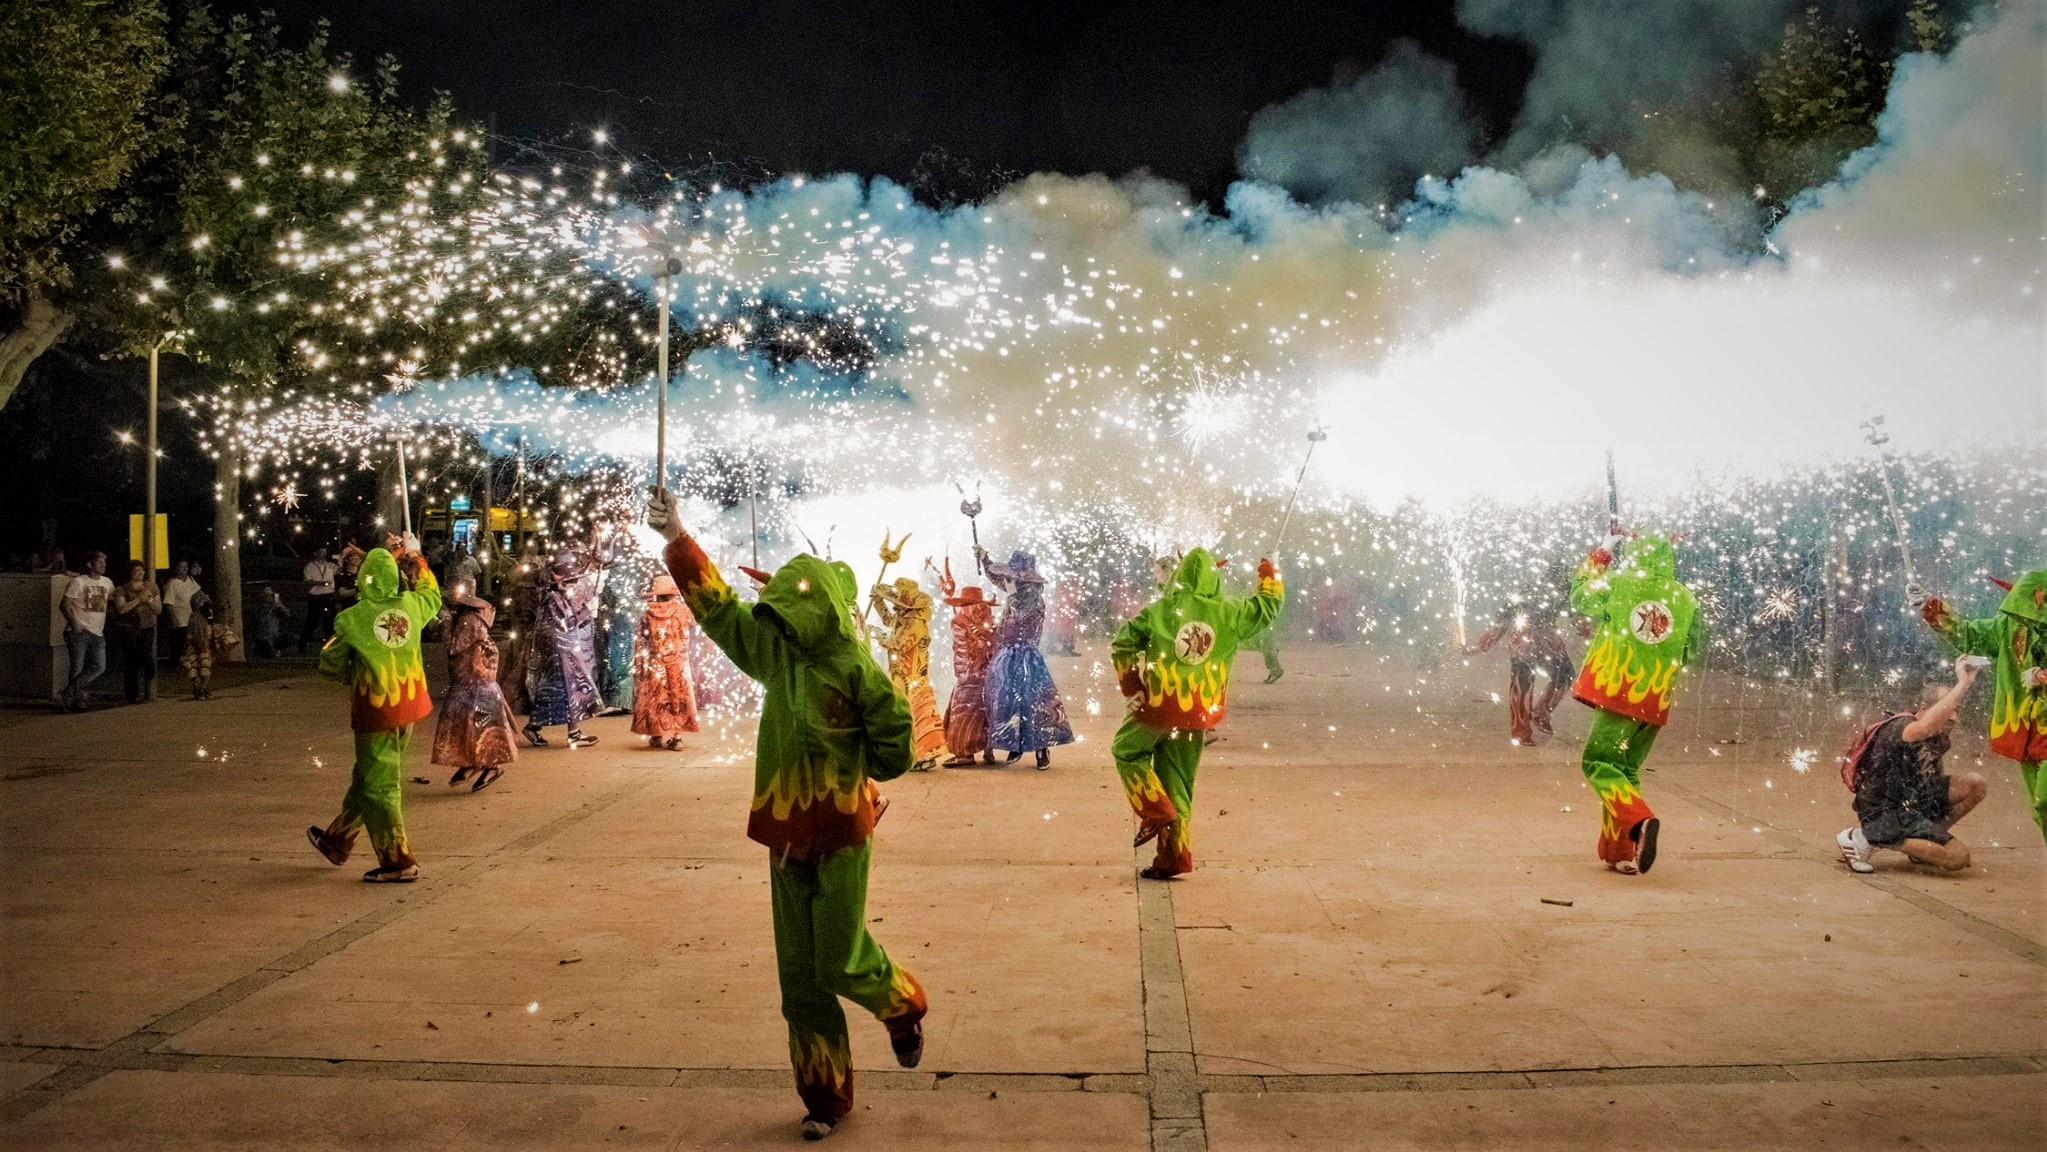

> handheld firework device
[1272,426,1328,558]
[1860,415,1921,594]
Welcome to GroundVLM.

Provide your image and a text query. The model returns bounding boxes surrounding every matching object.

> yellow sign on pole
[129,514,169,568]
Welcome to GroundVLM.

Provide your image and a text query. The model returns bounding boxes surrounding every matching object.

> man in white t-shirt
[161,560,201,664]
[299,545,340,655]
[62,551,114,710]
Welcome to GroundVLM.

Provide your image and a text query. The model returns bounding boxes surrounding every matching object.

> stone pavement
[0,642,2040,1150]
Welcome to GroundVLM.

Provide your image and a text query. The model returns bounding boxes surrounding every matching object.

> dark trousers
[161,624,187,665]
[117,628,157,702]
[299,594,336,653]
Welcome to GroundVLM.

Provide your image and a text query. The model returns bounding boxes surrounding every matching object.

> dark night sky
[224,0,1530,200]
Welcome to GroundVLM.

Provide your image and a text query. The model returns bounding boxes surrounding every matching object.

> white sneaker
[1836,827,1875,874]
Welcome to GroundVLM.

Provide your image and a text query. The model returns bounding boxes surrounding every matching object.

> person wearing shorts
[1838,658,1990,873]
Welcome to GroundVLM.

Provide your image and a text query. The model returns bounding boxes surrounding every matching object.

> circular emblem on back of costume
[372,608,412,648]
[1174,620,1216,662]
[1628,600,1675,645]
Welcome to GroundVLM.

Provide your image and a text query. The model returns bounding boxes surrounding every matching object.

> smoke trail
[1237,40,1483,206]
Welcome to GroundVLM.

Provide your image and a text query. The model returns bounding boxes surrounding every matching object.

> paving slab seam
[1137,868,1207,1152]
[1192,1053,2047,1094]
[1657,778,2046,967]
[0,769,664,1123]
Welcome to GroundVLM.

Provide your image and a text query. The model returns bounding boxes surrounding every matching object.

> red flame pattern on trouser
[770,842,926,1123]
[324,728,416,869]
[1506,659,1534,744]
[1580,710,1659,863]
[1113,716,1203,875]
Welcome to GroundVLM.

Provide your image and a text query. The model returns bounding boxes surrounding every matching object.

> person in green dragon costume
[1916,569,2047,840]
[1569,531,1698,875]
[1112,548,1283,878]
[306,538,441,882]
[648,490,926,1143]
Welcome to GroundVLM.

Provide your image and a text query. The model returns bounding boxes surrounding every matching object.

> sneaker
[1034,748,1050,770]
[362,864,420,883]
[887,1016,924,1069]
[801,1118,834,1141]
[1633,818,1660,875]
[307,826,349,866]
[1837,827,1876,874]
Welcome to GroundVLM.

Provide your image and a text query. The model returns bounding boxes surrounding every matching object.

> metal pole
[514,433,528,560]
[1861,416,1918,588]
[145,340,159,575]
[480,450,495,595]
[396,435,413,536]
[1272,428,1327,557]
[656,278,669,491]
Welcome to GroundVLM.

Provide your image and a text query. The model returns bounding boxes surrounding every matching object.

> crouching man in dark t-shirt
[1838,657,1991,873]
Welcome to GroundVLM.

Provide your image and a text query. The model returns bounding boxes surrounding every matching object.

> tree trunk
[0,286,76,410]
[213,448,247,662]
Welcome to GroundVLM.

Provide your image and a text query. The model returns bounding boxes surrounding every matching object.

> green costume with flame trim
[316,548,440,869]
[1569,536,1697,865]
[1921,569,2047,840]
[1111,549,1282,875]
[662,534,925,1124]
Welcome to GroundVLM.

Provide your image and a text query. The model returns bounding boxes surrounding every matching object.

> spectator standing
[162,560,200,665]
[336,540,365,606]
[450,545,481,599]
[108,561,162,703]
[248,586,290,658]
[61,552,113,710]
[300,546,340,654]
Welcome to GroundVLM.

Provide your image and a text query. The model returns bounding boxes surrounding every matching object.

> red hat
[944,584,989,607]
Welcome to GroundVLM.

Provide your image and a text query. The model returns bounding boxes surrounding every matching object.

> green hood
[1171,548,1223,597]
[2000,569,2047,626]
[755,553,857,654]
[1627,535,1676,579]
[358,548,402,603]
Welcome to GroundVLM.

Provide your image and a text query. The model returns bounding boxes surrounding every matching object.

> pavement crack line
[0,768,663,1125]
[1137,864,1206,1152]
[1658,778,2046,967]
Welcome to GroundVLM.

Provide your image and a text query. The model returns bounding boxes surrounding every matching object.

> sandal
[1139,865,1181,881]
[362,863,420,883]
[448,767,472,786]
[566,730,598,749]
[470,765,504,793]
[664,736,682,750]
[522,723,549,747]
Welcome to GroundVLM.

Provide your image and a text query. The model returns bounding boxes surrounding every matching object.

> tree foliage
[0,0,169,298]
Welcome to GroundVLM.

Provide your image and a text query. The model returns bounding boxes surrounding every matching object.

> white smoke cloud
[1237,40,1483,205]
[1456,0,1813,159]
[390,2,2041,548]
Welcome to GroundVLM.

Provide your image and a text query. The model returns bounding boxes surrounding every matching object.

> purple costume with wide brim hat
[982,551,1074,755]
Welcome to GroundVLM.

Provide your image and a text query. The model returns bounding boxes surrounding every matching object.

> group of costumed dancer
[296,490,2043,1140]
